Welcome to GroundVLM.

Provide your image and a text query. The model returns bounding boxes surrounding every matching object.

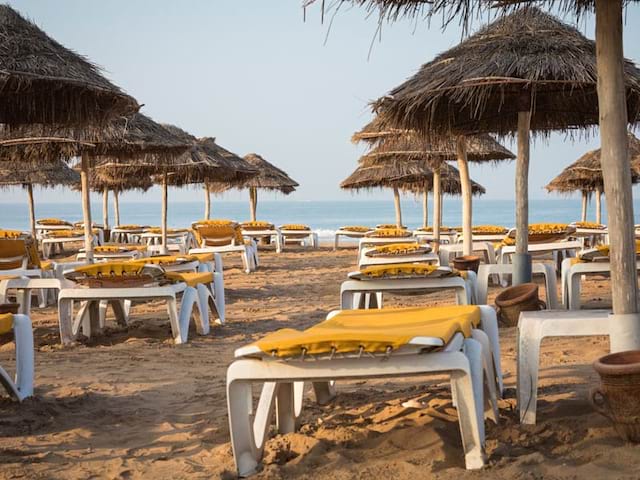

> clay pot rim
[494,283,539,307]
[454,255,481,262]
[594,350,640,376]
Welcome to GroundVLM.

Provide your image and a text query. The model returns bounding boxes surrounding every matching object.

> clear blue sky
[4,0,640,204]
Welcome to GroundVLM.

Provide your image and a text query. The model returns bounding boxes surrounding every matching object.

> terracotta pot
[591,350,640,442]
[494,283,545,327]
[452,255,481,274]
[0,303,19,314]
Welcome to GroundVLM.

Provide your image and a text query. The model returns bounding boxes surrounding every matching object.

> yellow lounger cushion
[578,241,640,262]
[241,221,275,230]
[365,243,431,257]
[95,244,147,253]
[376,224,406,230]
[193,219,236,228]
[115,225,146,230]
[195,224,244,245]
[416,226,454,233]
[0,236,47,270]
[128,255,198,266]
[340,226,371,233]
[0,230,26,239]
[365,228,412,238]
[281,224,310,231]
[70,262,147,277]
[164,271,213,287]
[472,225,508,234]
[248,305,481,357]
[357,263,460,279]
[573,221,606,230]
[144,227,189,235]
[37,218,71,226]
[189,252,215,263]
[45,229,87,238]
[0,313,13,335]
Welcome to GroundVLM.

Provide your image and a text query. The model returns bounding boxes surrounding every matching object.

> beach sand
[0,245,637,480]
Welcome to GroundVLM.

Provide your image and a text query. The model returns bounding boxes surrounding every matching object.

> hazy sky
[4,0,640,204]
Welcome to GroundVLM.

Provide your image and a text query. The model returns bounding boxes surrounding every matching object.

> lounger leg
[312,381,336,405]
[471,329,499,423]
[111,300,128,326]
[212,272,225,324]
[15,288,31,317]
[227,375,276,477]
[241,249,251,274]
[57,297,75,345]
[476,266,490,305]
[11,314,34,400]
[194,284,211,335]
[569,271,582,310]
[0,281,9,305]
[517,319,542,425]
[479,306,503,396]
[340,290,355,310]
[276,382,296,434]
[451,344,486,470]
[172,293,191,344]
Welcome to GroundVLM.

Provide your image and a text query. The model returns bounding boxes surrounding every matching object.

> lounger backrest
[36,218,72,226]
[194,224,243,247]
[0,231,42,270]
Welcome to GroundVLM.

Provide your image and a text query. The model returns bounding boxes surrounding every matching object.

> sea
[0,198,635,242]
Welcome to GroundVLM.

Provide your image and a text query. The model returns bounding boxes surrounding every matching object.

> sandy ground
[0,244,638,480]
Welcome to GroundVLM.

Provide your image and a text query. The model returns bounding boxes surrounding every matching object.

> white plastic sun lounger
[227,306,502,476]
[560,257,640,310]
[334,228,371,249]
[358,247,440,269]
[357,236,418,256]
[517,309,610,425]
[341,272,477,309]
[279,228,318,249]
[241,228,283,253]
[0,313,34,402]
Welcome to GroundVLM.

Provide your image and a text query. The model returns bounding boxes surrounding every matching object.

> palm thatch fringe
[341,159,485,195]
[0,5,138,126]
[0,160,79,188]
[546,133,640,193]
[210,153,298,194]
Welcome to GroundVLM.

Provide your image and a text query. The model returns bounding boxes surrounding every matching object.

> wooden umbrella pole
[80,154,94,263]
[27,183,36,240]
[513,109,532,285]
[113,190,121,226]
[393,187,403,228]
[102,187,110,230]
[161,173,168,254]
[581,191,588,222]
[595,187,602,224]
[204,184,211,220]
[423,185,429,228]
[595,0,640,351]
[249,187,257,221]
[432,165,441,252]
[456,136,473,256]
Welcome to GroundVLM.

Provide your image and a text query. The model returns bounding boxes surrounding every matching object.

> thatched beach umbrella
[160,126,257,220]
[213,153,298,222]
[341,159,485,228]
[0,161,80,238]
[0,5,138,126]
[546,133,640,224]
[355,123,514,247]
[368,8,640,291]
[86,115,194,253]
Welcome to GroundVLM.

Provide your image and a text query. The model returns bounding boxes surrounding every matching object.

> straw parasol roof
[219,153,299,193]
[0,160,79,188]
[356,127,515,164]
[546,133,640,193]
[71,165,153,193]
[0,5,139,126]
[158,125,257,186]
[341,159,485,195]
[369,7,640,136]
